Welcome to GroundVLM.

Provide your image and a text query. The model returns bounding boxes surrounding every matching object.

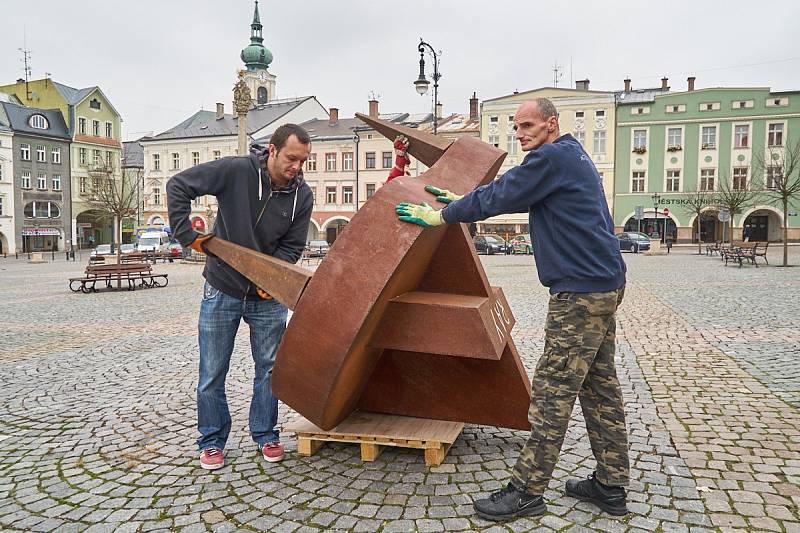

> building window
[325,153,336,172]
[52,147,61,164]
[152,153,160,170]
[90,98,101,110]
[93,149,102,166]
[192,152,200,166]
[172,153,180,170]
[342,152,353,171]
[488,135,499,148]
[105,122,113,138]
[633,129,647,150]
[382,152,392,169]
[106,151,113,168]
[766,166,782,189]
[768,123,784,147]
[24,201,61,219]
[667,128,682,149]
[20,143,30,160]
[78,118,87,135]
[366,183,376,199]
[326,186,337,204]
[21,171,31,189]
[573,131,585,146]
[733,167,748,190]
[309,186,316,201]
[343,186,353,204]
[53,175,61,191]
[700,169,715,191]
[92,177,100,192]
[575,111,584,119]
[92,120,100,136]
[666,170,680,192]
[507,135,517,155]
[490,116,498,123]
[37,173,47,190]
[734,125,749,148]
[0,196,3,216]
[0,164,2,181]
[29,114,48,129]
[365,152,376,169]
[631,171,645,193]
[593,131,606,154]
[79,147,87,165]
[701,126,716,149]
[153,188,161,205]
[36,145,46,162]
[213,150,221,160]
[306,153,317,171]
[595,110,605,117]
[79,176,87,193]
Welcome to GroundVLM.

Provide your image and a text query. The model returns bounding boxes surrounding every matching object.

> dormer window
[29,114,49,129]
[90,98,101,110]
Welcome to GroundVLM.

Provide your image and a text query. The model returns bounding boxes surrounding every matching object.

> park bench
[69,262,168,293]
[706,241,722,256]
[719,241,745,262]
[727,241,770,268]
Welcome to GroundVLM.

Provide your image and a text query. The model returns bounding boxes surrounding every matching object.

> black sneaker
[565,472,628,516]
[473,482,546,521]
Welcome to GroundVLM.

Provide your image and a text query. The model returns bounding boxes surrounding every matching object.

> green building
[613,81,800,243]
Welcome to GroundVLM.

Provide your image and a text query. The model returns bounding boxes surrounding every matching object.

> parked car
[168,242,183,258]
[616,232,651,253]
[509,233,533,255]
[306,240,330,258]
[473,234,511,255]
[120,243,136,254]
[137,230,171,253]
[90,244,112,257]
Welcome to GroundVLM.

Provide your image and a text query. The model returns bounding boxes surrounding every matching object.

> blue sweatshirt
[442,134,625,294]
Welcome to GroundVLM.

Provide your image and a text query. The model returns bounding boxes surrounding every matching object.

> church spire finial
[252,0,261,26]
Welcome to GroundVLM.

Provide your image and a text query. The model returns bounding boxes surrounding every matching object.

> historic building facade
[614,80,800,242]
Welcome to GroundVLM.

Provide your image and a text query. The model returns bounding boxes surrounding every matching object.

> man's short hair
[270,124,311,151]
[535,98,558,121]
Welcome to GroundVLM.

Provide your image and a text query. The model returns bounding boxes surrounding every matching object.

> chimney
[16,78,24,84]
[624,78,631,92]
[469,92,478,121]
[575,79,590,91]
[368,99,379,118]
[661,77,669,90]
[329,107,338,126]
[215,103,224,120]
[435,102,443,119]
[687,76,696,92]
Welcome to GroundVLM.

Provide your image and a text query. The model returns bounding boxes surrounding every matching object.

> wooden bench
[706,241,722,256]
[69,262,168,293]
[719,241,746,262]
[728,241,769,267]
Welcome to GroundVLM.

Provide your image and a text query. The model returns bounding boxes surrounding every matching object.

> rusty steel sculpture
[202,114,532,431]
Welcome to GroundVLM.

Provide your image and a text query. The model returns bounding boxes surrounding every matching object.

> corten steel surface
[203,238,310,310]
[205,116,533,431]
[271,116,532,431]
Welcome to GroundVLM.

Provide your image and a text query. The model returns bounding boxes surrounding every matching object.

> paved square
[0,247,798,532]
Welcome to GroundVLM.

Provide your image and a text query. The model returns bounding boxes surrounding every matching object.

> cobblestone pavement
[0,246,797,532]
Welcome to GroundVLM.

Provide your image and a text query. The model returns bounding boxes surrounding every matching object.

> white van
[137,231,171,253]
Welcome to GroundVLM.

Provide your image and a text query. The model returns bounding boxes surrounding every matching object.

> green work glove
[424,184,463,204]
[396,202,444,228]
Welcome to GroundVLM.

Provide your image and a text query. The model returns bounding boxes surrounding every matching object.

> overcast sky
[3,0,799,141]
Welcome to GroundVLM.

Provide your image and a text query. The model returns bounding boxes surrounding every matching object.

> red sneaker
[262,441,285,463]
[199,448,224,470]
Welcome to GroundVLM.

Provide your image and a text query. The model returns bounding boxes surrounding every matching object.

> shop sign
[22,227,60,236]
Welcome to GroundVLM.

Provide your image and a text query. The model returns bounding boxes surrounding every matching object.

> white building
[0,105,15,254]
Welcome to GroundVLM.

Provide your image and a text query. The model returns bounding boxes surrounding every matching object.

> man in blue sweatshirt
[397,98,630,520]
[167,124,313,470]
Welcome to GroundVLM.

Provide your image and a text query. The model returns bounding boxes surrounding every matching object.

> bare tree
[86,162,137,267]
[715,167,760,244]
[754,136,800,266]
[679,189,717,254]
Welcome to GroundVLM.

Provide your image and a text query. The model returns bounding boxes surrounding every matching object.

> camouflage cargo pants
[511,285,629,495]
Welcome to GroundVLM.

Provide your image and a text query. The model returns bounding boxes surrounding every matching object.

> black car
[616,232,651,253]
[473,234,511,255]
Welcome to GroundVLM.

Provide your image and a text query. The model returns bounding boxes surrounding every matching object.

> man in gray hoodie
[167,123,313,470]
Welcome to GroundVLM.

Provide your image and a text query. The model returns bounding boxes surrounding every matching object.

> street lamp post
[651,193,661,241]
[413,38,441,135]
[353,131,360,212]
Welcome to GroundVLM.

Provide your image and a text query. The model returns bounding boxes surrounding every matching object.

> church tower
[239,1,276,106]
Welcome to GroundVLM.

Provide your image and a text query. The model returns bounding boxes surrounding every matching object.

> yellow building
[478,83,616,237]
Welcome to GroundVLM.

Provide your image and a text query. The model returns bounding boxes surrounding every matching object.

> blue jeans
[197,281,287,451]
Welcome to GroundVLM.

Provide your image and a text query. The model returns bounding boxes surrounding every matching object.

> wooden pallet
[285,411,464,467]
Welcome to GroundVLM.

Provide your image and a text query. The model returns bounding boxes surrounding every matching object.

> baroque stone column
[233,70,252,155]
